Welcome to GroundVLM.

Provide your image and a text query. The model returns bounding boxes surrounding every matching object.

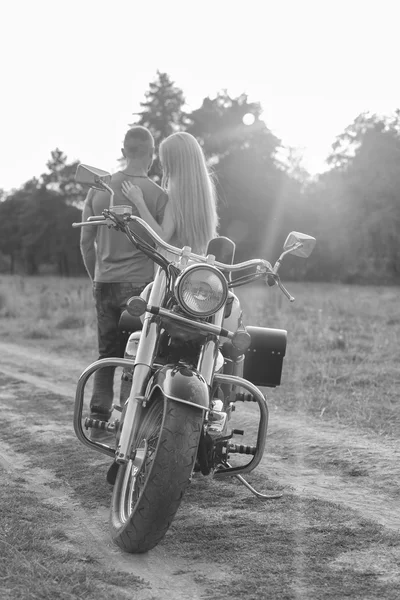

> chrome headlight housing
[174,264,229,318]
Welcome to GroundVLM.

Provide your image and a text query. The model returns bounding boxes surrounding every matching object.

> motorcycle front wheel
[109,394,203,553]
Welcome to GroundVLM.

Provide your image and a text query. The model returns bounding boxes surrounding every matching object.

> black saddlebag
[242,326,287,387]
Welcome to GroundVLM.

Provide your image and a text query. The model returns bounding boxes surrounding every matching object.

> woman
[121,131,219,254]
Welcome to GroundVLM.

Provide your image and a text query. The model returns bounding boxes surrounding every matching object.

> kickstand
[234,473,283,501]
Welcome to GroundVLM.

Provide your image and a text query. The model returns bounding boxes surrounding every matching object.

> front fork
[115,271,166,464]
[74,269,166,462]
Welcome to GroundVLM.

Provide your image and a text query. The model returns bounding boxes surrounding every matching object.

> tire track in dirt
[267,413,400,507]
[265,456,400,531]
[0,440,208,600]
[237,407,400,531]
[1,340,400,544]
[0,374,217,599]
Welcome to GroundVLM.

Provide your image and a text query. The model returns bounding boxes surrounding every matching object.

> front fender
[147,364,210,412]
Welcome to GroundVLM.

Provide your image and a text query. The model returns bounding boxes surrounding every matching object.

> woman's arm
[121,181,175,242]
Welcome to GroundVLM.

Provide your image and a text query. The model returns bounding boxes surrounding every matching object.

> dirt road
[1,340,399,599]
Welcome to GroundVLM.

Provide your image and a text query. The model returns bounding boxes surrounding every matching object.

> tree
[0,150,86,276]
[187,91,286,260]
[0,178,40,274]
[187,91,266,159]
[18,187,81,275]
[277,146,311,191]
[41,148,85,206]
[312,111,400,282]
[129,71,187,180]
[328,110,400,171]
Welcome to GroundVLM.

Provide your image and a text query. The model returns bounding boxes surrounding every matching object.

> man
[80,126,168,439]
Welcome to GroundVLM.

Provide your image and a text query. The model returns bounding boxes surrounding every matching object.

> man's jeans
[90,282,147,420]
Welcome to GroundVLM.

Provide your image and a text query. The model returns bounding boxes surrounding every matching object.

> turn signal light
[231,329,251,352]
[126,296,147,317]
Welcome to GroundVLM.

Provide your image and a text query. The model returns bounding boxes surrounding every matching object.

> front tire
[109,396,203,553]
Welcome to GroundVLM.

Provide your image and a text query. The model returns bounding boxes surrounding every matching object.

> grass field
[1,383,399,600]
[0,274,398,437]
[1,274,400,599]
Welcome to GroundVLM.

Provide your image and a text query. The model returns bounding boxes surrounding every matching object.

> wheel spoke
[127,467,136,516]
[126,442,148,517]
[110,398,204,553]
[116,405,164,525]
[119,460,133,523]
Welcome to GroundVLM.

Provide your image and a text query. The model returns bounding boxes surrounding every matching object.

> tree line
[1,71,399,283]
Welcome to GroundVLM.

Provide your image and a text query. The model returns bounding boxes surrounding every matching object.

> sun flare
[242,113,256,126]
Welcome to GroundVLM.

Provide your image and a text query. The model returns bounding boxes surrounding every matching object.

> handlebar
[131,216,275,273]
[73,211,295,301]
[73,214,273,275]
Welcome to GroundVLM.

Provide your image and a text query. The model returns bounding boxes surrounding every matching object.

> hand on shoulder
[121,181,145,206]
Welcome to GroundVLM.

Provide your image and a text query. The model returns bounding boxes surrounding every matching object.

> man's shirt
[80,173,168,283]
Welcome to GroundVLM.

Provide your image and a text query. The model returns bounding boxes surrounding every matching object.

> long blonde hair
[159,132,219,254]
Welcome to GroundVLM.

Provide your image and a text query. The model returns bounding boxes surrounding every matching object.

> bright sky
[1,0,398,191]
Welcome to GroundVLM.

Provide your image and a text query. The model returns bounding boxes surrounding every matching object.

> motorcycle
[73,164,316,554]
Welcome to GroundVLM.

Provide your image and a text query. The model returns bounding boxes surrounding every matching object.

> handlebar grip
[72,221,108,228]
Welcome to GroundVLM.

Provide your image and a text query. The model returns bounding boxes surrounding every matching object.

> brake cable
[104,210,270,290]
[104,210,170,271]
[229,272,266,288]
[124,225,170,270]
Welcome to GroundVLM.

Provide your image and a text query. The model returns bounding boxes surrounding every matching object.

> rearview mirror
[283,232,316,258]
[75,164,112,190]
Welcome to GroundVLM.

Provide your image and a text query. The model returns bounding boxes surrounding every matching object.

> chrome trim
[149,386,209,411]
[73,357,135,458]
[73,268,167,463]
[232,469,283,500]
[74,214,274,273]
[146,364,210,413]
[197,337,219,387]
[174,264,229,317]
[120,459,132,522]
[124,216,273,273]
[197,306,226,386]
[119,443,147,523]
[212,374,269,477]
[72,220,110,228]
[156,306,235,339]
[116,268,166,464]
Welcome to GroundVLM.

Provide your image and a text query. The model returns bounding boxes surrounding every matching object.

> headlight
[174,265,229,317]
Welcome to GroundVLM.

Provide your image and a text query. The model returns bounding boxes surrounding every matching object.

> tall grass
[0,275,398,436]
[238,282,400,436]
[0,275,96,352]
